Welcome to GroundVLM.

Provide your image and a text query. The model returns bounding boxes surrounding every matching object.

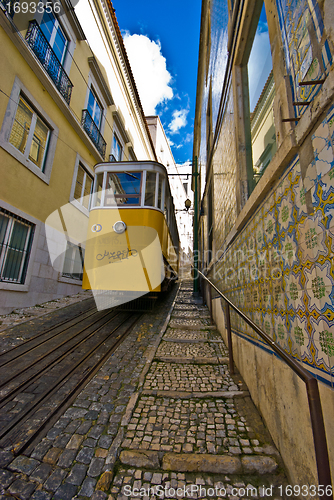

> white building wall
[146,116,193,258]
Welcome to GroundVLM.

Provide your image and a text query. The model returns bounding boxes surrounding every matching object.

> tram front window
[105,172,142,206]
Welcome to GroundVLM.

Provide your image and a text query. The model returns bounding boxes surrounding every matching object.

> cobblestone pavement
[0,281,289,500]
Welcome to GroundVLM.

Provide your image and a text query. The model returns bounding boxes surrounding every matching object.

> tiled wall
[212,88,237,251]
[213,104,334,386]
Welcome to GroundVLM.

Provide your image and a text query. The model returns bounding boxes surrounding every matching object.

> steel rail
[0,305,98,367]
[0,309,117,393]
[0,312,140,452]
[23,312,143,456]
[0,310,120,406]
[197,269,333,499]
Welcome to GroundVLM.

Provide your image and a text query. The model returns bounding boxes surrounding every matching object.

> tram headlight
[113,221,127,234]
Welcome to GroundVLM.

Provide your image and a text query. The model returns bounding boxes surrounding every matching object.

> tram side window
[158,175,164,209]
[145,172,156,207]
[92,173,103,207]
[164,194,169,224]
[105,172,141,206]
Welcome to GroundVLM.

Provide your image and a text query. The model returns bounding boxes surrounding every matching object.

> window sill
[58,274,83,286]
[0,282,29,292]
[0,142,51,184]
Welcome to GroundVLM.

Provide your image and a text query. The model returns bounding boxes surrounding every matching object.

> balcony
[25,20,73,105]
[81,110,106,159]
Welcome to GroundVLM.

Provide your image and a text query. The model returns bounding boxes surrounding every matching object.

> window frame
[84,73,107,135]
[0,202,41,292]
[33,6,76,76]
[104,171,142,207]
[112,132,123,162]
[39,10,69,65]
[0,77,58,184]
[0,208,34,284]
[9,95,51,172]
[87,87,103,129]
[70,154,94,215]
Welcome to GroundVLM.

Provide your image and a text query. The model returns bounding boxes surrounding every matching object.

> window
[145,171,156,207]
[105,172,142,206]
[92,173,103,208]
[40,11,68,64]
[62,242,84,280]
[247,3,276,187]
[158,175,164,209]
[87,87,103,129]
[112,133,123,161]
[82,85,106,158]
[0,208,34,284]
[9,96,50,171]
[73,163,93,209]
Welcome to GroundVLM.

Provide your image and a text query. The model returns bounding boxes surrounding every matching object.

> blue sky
[248,4,272,111]
[112,0,202,165]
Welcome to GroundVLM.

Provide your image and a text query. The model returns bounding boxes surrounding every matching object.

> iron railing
[25,20,73,105]
[81,109,106,159]
[196,269,332,499]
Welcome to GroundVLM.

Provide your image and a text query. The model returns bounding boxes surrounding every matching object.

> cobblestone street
[0,281,290,499]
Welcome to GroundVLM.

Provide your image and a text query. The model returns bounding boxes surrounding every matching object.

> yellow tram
[82,161,179,306]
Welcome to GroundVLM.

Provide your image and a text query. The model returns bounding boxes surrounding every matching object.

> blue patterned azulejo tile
[304,262,334,314]
[297,216,327,263]
[284,271,304,312]
[310,316,333,375]
[289,314,312,363]
[280,232,299,271]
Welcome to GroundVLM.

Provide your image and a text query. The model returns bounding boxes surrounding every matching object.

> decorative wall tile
[212,106,334,386]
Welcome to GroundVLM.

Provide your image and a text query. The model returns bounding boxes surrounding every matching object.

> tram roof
[94,161,168,177]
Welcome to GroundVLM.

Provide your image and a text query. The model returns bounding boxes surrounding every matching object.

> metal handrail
[196,268,332,498]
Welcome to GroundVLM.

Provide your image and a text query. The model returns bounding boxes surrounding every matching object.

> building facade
[0,0,155,314]
[193,0,334,487]
[146,116,193,269]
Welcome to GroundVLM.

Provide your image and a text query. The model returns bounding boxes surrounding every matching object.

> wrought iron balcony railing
[81,110,106,159]
[25,20,73,105]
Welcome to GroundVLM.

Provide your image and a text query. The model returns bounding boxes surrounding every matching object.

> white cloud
[169,109,189,134]
[123,33,173,115]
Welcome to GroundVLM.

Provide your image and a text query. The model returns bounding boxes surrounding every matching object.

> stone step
[162,338,225,343]
[169,320,216,330]
[164,328,222,341]
[141,389,249,398]
[154,356,227,364]
[119,449,279,474]
[110,466,288,500]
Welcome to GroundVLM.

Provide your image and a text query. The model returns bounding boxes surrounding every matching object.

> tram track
[0,308,142,455]
[0,305,98,367]
[0,309,119,399]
